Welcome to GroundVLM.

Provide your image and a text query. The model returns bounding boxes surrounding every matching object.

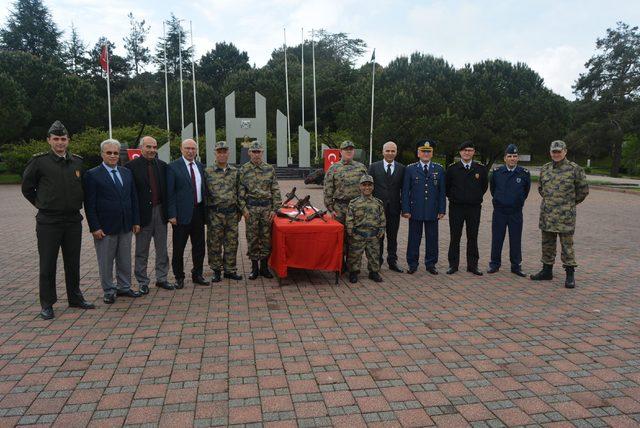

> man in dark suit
[84,139,141,304]
[124,136,175,294]
[402,140,446,275]
[167,139,208,289]
[446,141,489,276]
[368,141,405,272]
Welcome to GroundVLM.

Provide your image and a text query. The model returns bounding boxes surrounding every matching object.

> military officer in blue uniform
[402,140,446,275]
[488,144,530,276]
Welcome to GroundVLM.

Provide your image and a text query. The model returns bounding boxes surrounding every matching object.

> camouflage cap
[359,174,374,184]
[248,140,264,151]
[215,141,229,150]
[340,140,356,149]
[550,140,566,151]
[48,120,68,136]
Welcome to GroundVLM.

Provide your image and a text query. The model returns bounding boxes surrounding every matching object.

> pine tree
[123,12,150,75]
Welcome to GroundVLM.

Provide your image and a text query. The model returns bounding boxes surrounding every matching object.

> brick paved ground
[0,181,638,427]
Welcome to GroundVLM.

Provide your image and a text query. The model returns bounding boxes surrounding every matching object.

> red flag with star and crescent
[99,45,109,73]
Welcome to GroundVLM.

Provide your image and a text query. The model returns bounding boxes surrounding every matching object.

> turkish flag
[127,149,142,160]
[323,149,341,172]
[99,45,109,72]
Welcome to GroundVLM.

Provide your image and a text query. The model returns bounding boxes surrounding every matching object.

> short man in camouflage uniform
[238,140,282,280]
[531,140,589,288]
[205,141,242,283]
[323,140,368,270]
[346,175,386,283]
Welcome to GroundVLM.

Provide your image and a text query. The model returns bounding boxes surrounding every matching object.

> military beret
[48,120,68,136]
[248,140,264,151]
[215,141,229,150]
[359,174,374,184]
[340,140,356,149]
[458,141,474,151]
[505,144,518,155]
[416,140,435,152]
[550,140,566,151]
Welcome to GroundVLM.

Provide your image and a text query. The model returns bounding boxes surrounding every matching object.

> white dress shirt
[384,160,395,175]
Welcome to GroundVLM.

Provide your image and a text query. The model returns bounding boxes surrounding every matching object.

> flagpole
[368,49,375,165]
[301,27,304,128]
[106,44,112,140]
[163,21,170,145]
[284,27,292,165]
[190,20,199,148]
[178,22,185,131]
[312,29,318,162]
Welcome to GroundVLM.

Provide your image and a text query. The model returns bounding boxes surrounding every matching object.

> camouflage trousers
[246,205,273,260]
[207,212,239,273]
[541,231,576,267]
[333,201,350,259]
[348,235,381,274]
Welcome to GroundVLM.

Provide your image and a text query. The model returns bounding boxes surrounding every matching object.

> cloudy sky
[1,0,639,99]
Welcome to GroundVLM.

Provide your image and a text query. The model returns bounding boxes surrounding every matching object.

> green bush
[622,134,639,176]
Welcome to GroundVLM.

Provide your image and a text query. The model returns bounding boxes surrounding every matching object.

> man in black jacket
[446,141,488,275]
[368,141,405,272]
[124,136,175,293]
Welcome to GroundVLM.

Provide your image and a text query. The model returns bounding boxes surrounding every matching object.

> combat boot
[530,264,553,280]
[260,259,273,279]
[249,260,260,280]
[564,266,576,289]
[349,272,358,283]
[211,270,221,283]
[368,272,383,282]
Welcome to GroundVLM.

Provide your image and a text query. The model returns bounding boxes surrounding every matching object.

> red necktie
[189,162,197,207]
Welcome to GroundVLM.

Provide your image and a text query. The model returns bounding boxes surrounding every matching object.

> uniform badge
[475,173,479,179]
[516,177,521,183]
[75,170,80,178]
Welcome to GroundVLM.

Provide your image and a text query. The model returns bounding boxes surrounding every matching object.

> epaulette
[433,162,443,168]
[408,162,418,167]
[448,162,457,168]
[72,153,83,160]
[493,166,500,172]
[475,161,485,166]
[32,152,48,158]
[522,167,529,173]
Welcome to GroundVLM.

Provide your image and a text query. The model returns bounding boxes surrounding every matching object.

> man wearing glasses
[22,121,96,320]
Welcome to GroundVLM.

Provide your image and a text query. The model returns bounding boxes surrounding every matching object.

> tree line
[1,0,638,175]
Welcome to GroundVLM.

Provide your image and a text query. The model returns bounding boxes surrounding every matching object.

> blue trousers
[489,208,523,270]
[406,219,439,269]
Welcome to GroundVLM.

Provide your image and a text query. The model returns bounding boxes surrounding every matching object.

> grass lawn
[0,174,21,184]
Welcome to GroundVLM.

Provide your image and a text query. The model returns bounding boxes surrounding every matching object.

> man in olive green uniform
[205,141,242,283]
[238,140,282,280]
[21,121,96,320]
[346,175,386,283]
[531,140,589,288]
[323,140,368,270]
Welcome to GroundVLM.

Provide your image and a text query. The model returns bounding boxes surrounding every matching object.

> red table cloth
[269,209,344,278]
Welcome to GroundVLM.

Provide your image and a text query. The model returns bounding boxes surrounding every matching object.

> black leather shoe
[407,267,417,274]
[368,272,383,282]
[511,268,526,277]
[224,272,243,280]
[211,270,222,283]
[103,295,115,304]
[446,267,458,275]
[174,278,185,289]
[388,264,403,273]
[156,281,175,290]
[426,266,439,275]
[192,274,208,285]
[467,267,484,276]
[69,300,96,309]
[116,289,141,297]
[349,272,358,283]
[139,284,150,295]
[40,306,54,320]
[487,266,499,274]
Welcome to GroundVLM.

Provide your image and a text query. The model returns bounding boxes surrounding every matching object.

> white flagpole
[163,21,170,145]
[190,20,199,147]
[284,27,292,164]
[301,27,304,128]
[106,44,112,139]
[368,49,375,165]
[178,23,185,131]
[312,29,318,161]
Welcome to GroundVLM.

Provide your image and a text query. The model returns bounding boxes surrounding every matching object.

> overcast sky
[1,0,639,99]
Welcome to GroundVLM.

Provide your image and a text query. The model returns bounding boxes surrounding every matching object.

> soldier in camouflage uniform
[531,140,589,288]
[346,175,386,283]
[238,140,282,280]
[205,141,243,283]
[323,140,368,270]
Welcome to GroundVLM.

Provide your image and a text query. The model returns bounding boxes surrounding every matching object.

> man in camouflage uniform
[205,141,242,283]
[531,140,589,288]
[346,175,386,283]
[323,140,368,270]
[238,140,282,280]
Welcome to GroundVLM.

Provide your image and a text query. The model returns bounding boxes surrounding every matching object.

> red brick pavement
[0,181,638,427]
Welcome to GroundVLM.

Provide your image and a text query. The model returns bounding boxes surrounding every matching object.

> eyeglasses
[104,151,119,156]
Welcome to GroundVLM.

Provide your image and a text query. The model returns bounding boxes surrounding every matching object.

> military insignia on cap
[48,120,68,136]
[418,142,433,151]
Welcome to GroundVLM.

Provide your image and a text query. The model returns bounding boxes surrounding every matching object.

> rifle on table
[282,187,298,207]
[289,195,311,222]
[306,209,328,222]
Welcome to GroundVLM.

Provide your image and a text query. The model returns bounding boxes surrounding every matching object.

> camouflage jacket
[238,161,282,213]
[346,195,386,238]
[538,159,589,233]
[323,159,367,211]
[204,163,239,210]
